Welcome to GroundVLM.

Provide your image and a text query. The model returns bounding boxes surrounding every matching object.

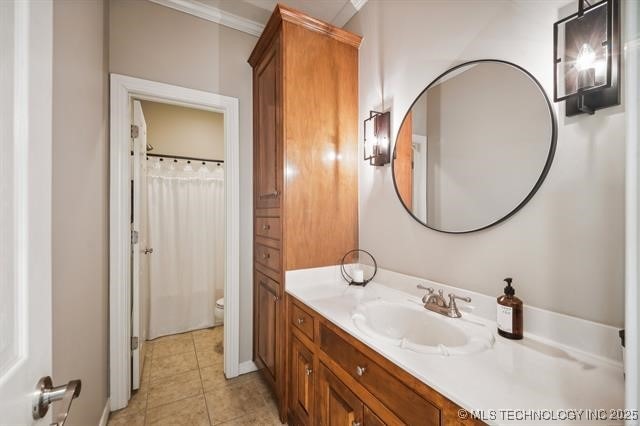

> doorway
[109,74,240,411]
[131,99,227,390]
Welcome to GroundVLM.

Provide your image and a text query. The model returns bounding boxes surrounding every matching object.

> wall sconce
[553,0,620,116]
[363,110,390,166]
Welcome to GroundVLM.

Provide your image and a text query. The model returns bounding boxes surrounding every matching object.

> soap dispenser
[497,277,523,340]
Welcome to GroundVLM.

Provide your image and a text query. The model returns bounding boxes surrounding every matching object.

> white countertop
[285,268,626,426]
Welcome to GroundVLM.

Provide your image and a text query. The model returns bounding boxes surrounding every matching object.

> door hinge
[131,230,139,245]
[131,124,139,139]
[131,336,139,351]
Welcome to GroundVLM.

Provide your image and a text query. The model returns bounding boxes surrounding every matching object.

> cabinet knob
[262,224,270,231]
[352,422,361,426]
[262,252,270,260]
[355,365,366,376]
[305,366,313,376]
[273,295,280,302]
[296,317,305,325]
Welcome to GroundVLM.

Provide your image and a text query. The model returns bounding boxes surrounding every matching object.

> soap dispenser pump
[497,277,523,340]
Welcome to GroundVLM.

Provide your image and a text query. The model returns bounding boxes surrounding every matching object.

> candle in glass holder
[352,268,364,283]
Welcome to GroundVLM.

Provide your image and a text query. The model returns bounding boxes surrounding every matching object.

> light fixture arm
[577,0,592,17]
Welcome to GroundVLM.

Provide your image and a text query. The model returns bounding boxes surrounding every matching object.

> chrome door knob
[144,247,153,254]
[33,376,81,426]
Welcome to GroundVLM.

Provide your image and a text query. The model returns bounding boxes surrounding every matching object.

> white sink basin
[352,300,494,356]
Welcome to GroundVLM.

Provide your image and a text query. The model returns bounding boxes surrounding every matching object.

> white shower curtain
[147,159,224,339]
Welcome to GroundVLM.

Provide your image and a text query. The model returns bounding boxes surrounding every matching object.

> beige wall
[110,0,257,363]
[140,100,225,160]
[346,0,625,327]
[52,0,109,424]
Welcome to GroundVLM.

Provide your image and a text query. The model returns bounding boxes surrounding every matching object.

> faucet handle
[417,284,434,304]
[449,293,471,303]
[447,293,471,318]
[417,284,434,293]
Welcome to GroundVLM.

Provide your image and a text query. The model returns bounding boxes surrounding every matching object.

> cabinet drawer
[319,323,441,426]
[291,302,314,342]
[255,243,280,271]
[256,216,281,240]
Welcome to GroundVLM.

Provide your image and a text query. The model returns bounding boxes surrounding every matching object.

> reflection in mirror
[393,61,556,233]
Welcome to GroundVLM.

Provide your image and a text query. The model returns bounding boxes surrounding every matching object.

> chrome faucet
[417,284,471,318]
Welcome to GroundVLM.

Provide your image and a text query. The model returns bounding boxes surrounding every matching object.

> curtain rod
[147,153,224,164]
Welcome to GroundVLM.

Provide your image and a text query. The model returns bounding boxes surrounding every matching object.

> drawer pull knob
[262,224,271,231]
[262,252,270,259]
[273,295,280,302]
[296,317,305,325]
[352,422,361,426]
[305,366,313,376]
[355,365,366,376]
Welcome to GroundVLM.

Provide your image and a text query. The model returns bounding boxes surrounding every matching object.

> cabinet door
[255,272,279,382]
[291,336,315,425]
[317,363,363,426]
[253,36,282,209]
[363,406,386,426]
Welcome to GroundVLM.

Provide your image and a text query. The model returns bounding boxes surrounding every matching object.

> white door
[131,100,149,390]
[0,1,80,424]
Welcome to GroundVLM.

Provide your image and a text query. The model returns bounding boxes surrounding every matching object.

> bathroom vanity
[285,266,624,426]
[287,294,482,426]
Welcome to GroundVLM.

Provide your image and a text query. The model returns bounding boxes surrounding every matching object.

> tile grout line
[143,344,152,425]
[194,331,215,426]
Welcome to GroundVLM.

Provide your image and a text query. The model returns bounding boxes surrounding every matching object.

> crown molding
[148,0,264,37]
[248,4,362,67]
[350,0,368,11]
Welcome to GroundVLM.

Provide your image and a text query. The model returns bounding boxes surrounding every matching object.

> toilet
[215,297,224,324]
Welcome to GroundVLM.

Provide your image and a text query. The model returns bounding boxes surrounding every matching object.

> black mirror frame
[391,59,558,234]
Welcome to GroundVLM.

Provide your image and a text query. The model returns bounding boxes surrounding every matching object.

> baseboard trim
[98,398,110,426]
[238,360,258,375]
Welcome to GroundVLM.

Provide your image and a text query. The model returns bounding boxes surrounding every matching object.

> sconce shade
[553,0,620,116]
[363,110,391,166]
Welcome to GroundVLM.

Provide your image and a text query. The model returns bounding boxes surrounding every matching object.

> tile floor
[107,327,281,425]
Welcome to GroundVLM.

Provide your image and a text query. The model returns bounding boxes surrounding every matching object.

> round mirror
[392,60,557,233]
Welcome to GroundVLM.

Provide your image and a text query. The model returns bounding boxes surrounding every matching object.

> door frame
[109,74,240,410]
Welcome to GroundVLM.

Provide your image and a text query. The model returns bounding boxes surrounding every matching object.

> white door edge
[109,74,241,410]
[0,0,53,423]
[625,0,640,420]
[130,100,147,391]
